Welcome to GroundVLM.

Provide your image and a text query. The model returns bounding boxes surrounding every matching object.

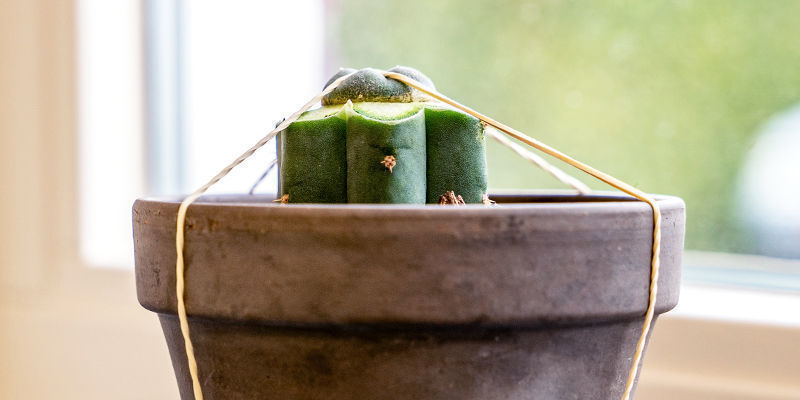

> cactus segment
[278,67,488,205]
[278,105,348,203]
[424,105,488,203]
[345,102,427,203]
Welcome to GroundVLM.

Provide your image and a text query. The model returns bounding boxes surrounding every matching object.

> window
[79,1,800,286]
[80,0,800,297]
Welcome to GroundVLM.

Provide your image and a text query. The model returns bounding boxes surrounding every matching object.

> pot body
[134,192,685,400]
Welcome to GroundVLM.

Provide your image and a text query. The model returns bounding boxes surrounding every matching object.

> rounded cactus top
[321,66,436,106]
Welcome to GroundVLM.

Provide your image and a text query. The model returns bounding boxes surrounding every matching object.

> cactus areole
[278,67,489,204]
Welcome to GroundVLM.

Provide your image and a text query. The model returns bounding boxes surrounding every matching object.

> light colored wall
[1,0,798,399]
[0,0,177,398]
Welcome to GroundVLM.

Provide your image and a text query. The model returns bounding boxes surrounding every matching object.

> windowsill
[673,250,800,327]
[640,252,800,399]
[672,284,800,328]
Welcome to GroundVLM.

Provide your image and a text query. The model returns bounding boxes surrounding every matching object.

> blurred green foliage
[332,0,800,254]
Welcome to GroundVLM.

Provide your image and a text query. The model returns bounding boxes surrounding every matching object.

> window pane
[183,0,325,195]
[77,0,144,269]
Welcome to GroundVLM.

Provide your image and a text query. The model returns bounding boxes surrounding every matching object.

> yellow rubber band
[175,70,661,400]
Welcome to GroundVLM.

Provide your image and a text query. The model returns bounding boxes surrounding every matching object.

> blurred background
[1,0,799,399]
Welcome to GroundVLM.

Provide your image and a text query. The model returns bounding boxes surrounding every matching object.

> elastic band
[175,70,661,400]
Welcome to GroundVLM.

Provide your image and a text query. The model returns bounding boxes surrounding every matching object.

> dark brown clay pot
[134,192,685,400]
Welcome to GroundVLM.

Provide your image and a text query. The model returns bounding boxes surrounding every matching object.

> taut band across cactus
[174,67,662,400]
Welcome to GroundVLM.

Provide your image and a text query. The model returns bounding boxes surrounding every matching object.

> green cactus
[278,66,488,204]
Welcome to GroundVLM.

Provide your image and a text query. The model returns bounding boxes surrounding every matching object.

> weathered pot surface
[134,191,685,400]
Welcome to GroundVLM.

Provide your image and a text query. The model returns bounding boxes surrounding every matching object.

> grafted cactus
[278,66,488,204]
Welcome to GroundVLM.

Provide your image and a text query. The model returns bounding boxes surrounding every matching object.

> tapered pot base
[159,315,653,400]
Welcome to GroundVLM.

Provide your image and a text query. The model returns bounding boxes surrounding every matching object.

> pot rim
[134,190,685,327]
[135,189,681,212]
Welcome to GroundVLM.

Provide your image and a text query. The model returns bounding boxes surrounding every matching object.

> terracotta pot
[134,192,685,400]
